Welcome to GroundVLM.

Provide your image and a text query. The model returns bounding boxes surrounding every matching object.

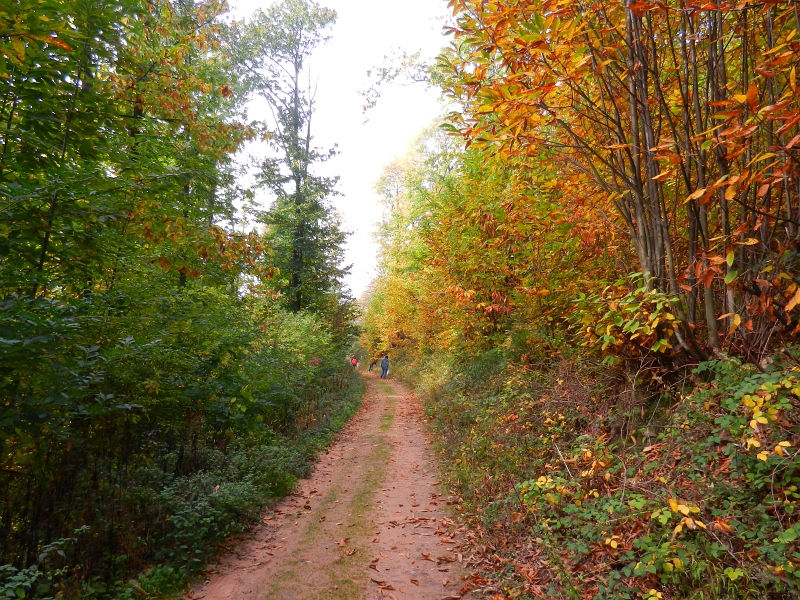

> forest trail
[188,374,470,600]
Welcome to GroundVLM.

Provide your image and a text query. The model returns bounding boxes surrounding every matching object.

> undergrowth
[0,371,364,600]
[409,348,800,599]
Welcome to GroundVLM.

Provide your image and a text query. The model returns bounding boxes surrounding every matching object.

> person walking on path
[368,359,376,372]
[351,356,358,369]
[380,355,389,378]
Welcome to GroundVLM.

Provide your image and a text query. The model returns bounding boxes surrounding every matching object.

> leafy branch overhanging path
[189,374,471,600]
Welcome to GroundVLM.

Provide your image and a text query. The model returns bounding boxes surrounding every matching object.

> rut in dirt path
[188,374,471,600]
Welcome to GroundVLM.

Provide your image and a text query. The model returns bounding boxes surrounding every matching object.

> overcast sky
[229,0,450,298]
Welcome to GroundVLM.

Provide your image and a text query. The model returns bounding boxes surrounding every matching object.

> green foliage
[0,0,359,596]
[0,279,363,597]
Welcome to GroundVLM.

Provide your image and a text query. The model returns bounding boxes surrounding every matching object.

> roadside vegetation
[0,0,361,598]
[362,2,800,596]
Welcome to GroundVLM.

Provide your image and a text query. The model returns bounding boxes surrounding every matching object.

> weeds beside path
[189,374,471,600]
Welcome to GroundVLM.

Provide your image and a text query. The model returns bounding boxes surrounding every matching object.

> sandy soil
[187,373,471,600]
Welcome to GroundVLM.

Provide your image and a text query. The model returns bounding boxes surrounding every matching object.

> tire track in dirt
[187,373,470,600]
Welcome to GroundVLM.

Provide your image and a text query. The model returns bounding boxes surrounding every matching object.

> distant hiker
[380,355,389,378]
[351,356,358,368]
[369,359,376,372]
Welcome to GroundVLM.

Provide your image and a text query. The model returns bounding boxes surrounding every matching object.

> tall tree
[232,0,350,313]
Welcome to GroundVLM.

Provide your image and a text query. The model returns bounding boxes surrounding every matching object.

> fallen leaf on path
[442,578,449,586]
[410,579,419,586]
[345,548,356,556]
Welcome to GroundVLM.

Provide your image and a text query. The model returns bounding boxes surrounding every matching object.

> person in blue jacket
[380,355,389,378]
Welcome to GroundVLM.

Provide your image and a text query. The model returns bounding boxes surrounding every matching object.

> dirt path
[188,374,470,600]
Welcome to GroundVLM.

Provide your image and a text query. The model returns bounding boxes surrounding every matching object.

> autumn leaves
[438,0,800,363]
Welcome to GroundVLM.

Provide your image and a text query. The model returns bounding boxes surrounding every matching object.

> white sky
[229,0,449,298]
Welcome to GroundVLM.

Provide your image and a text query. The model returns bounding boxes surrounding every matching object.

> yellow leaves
[737,237,760,246]
[685,187,706,202]
[757,451,769,461]
[774,441,792,456]
[668,498,700,517]
[11,37,25,62]
[144,379,161,395]
[728,313,741,335]
[603,535,620,549]
[745,437,761,450]
[748,152,778,166]
[573,54,593,69]
[673,516,706,537]
[663,556,684,572]
[651,169,676,182]
[785,287,800,313]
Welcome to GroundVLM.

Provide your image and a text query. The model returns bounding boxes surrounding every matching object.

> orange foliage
[441,0,800,362]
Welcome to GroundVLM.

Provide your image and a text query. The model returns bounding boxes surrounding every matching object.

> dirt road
[188,374,470,600]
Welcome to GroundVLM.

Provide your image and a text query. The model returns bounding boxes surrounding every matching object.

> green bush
[0,283,364,598]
